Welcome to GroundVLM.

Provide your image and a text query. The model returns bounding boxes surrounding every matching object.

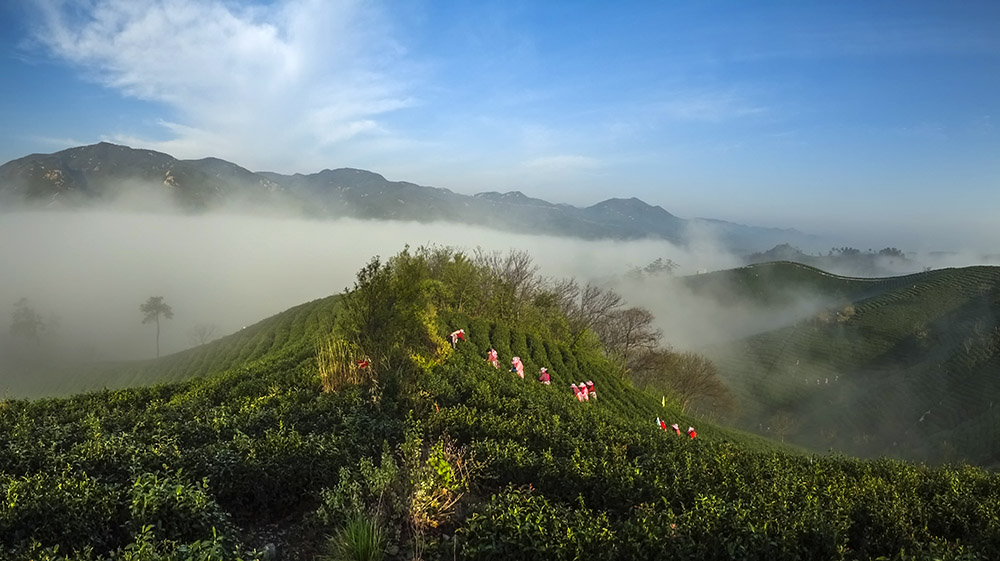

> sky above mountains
[1,1,998,249]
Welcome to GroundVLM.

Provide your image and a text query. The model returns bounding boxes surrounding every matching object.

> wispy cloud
[653,90,766,123]
[31,0,416,171]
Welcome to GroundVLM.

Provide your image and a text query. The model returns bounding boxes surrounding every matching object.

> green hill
[680,260,921,305]
[1,296,342,399]
[2,250,1000,561]
[701,263,1000,467]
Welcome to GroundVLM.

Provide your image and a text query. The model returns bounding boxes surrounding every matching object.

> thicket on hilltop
[631,348,735,415]
[327,244,730,418]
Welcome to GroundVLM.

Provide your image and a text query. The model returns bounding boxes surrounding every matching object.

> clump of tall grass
[316,338,372,393]
[324,514,386,561]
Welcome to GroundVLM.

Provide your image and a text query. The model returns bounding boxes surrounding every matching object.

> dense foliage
[2,248,1000,560]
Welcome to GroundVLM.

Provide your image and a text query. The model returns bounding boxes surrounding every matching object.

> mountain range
[0,142,822,252]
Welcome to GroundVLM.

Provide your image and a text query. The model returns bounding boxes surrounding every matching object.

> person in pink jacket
[538,367,551,385]
[578,381,589,401]
[486,348,499,369]
[510,356,524,378]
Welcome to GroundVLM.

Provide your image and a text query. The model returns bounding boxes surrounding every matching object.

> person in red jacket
[656,417,668,431]
[687,426,697,439]
[578,381,589,401]
[449,329,466,347]
[670,423,681,436]
[538,367,551,385]
[585,380,596,401]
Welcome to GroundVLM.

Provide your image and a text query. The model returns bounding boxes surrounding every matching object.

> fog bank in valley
[0,210,739,366]
[2,208,996,399]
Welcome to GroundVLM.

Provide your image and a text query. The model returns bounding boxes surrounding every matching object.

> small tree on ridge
[141,296,173,358]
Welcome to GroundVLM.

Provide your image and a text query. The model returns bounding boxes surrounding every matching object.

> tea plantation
[702,263,1000,467]
[3,250,1000,560]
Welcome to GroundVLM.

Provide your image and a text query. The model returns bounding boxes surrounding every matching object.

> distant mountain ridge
[0,142,823,252]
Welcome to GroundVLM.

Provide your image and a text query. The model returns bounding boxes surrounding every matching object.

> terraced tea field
[0,295,341,398]
[702,264,1000,466]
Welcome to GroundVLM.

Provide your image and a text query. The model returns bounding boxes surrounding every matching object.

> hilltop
[2,249,1000,560]
[0,142,822,252]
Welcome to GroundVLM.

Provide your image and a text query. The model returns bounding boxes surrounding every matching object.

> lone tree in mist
[10,298,45,343]
[187,323,218,346]
[140,296,173,358]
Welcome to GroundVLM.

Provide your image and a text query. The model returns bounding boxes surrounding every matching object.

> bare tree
[601,306,661,378]
[554,280,625,346]
[473,248,542,321]
[187,323,218,346]
[650,350,733,413]
[770,412,797,442]
[140,296,174,358]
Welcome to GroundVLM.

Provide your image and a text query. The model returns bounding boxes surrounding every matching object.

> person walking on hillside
[538,367,551,385]
[449,329,466,347]
[486,347,499,369]
[510,356,524,379]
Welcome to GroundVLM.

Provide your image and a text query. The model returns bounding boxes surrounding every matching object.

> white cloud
[32,0,415,171]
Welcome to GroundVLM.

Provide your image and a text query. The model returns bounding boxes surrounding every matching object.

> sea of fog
[0,210,741,361]
[2,210,997,364]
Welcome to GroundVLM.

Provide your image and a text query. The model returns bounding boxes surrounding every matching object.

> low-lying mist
[0,210,740,365]
[1,208,996,396]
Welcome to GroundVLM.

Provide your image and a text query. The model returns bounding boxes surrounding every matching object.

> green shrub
[128,471,232,543]
[0,470,126,552]
[460,489,616,561]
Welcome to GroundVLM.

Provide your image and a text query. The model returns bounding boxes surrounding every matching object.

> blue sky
[1,1,998,247]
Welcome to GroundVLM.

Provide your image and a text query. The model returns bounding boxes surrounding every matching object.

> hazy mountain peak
[589,197,674,216]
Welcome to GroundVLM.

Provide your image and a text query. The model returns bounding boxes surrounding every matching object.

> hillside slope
[0,142,283,209]
[702,263,1000,466]
[3,251,1000,560]
[0,295,341,399]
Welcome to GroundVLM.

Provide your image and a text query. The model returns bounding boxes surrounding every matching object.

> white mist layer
[0,210,740,361]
